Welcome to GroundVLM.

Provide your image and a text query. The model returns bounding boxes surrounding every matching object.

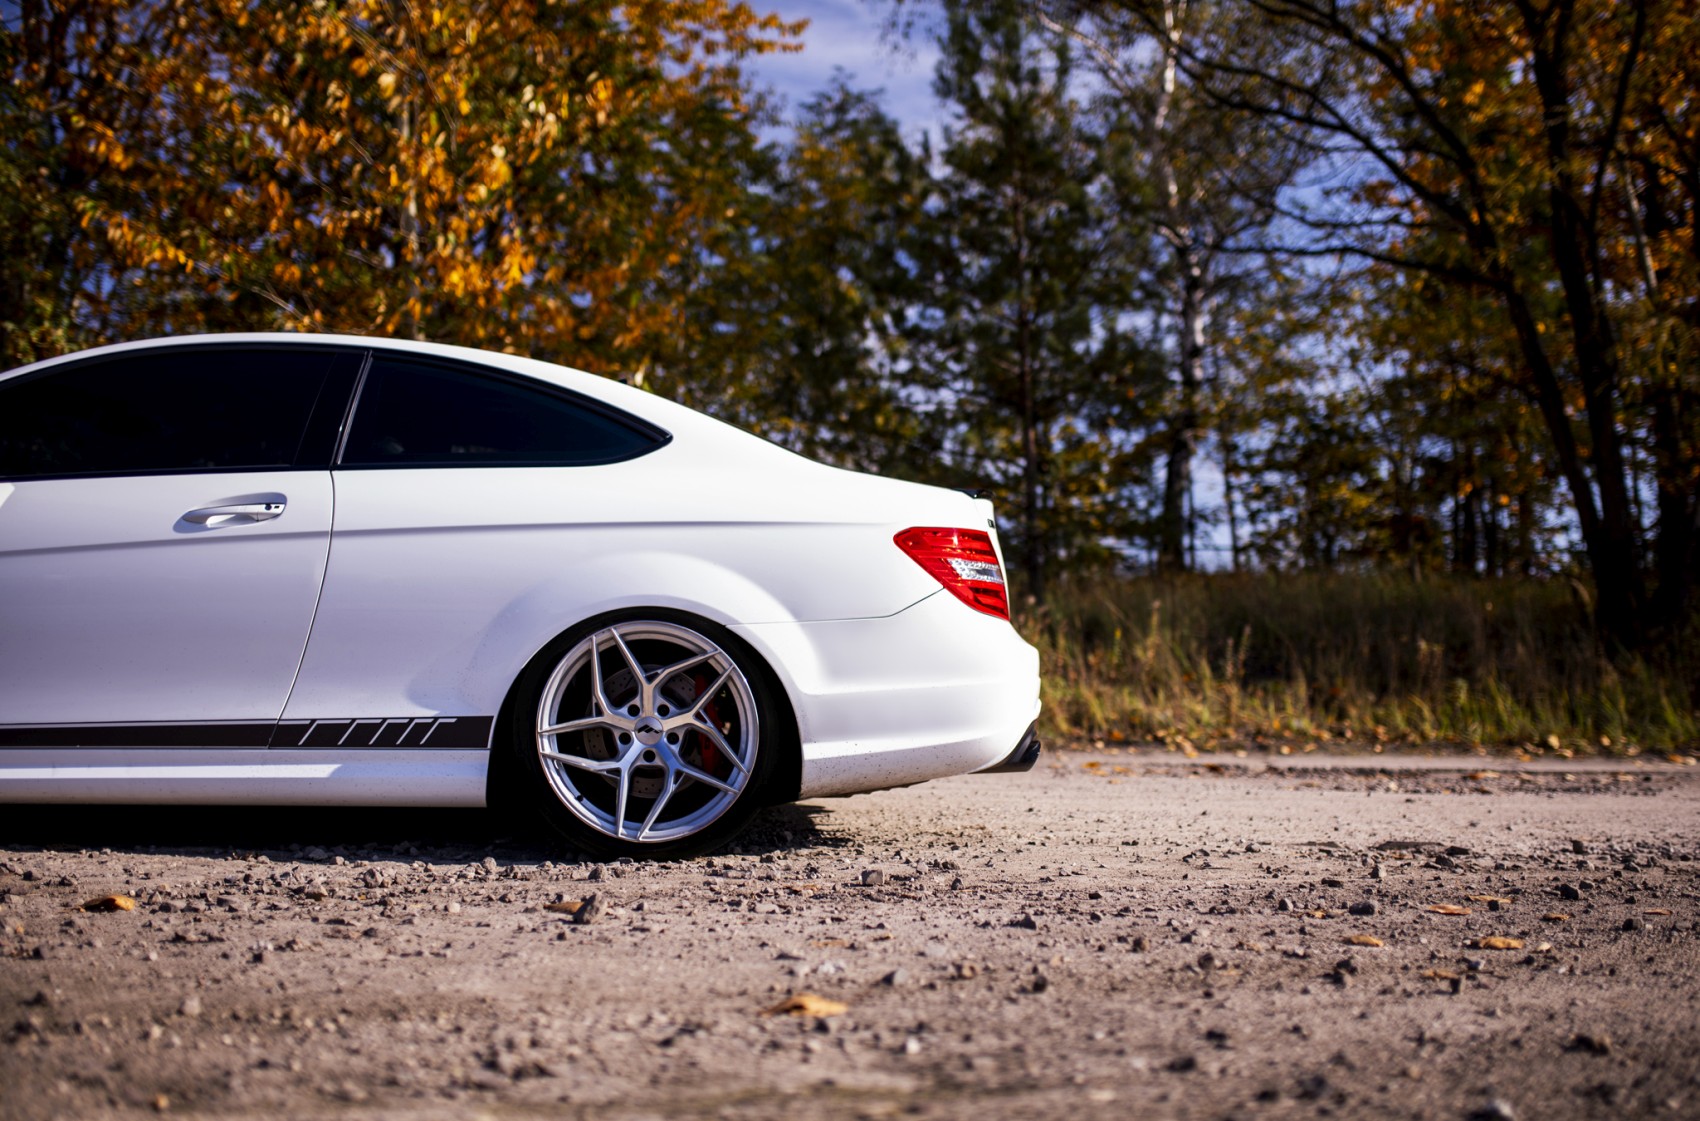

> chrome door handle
[182,502,286,526]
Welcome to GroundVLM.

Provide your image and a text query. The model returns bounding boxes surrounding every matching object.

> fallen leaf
[1542,913,1571,922]
[543,900,584,914]
[1427,904,1471,916]
[1466,895,1511,904]
[808,938,850,949]
[763,993,849,1018]
[81,895,136,913]
[1343,934,1384,947]
[1472,936,1523,950]
[1465,770,1500,780]
[1307,909,1331,919]
[1643,909,1672,916]
[1421,968,1459,980]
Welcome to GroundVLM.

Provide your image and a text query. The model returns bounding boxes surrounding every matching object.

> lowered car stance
[0,335,1042,857]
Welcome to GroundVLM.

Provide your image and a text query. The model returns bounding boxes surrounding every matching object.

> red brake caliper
[691,673,722,777]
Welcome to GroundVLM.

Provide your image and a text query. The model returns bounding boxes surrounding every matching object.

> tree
[2,0,801,385]
[1130,0,1699,650]
[672,80,939,477]
[916,1,1151,601]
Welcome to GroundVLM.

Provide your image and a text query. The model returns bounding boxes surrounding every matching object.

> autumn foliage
[3,0,799,373]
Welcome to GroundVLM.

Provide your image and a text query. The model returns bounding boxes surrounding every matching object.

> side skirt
[0,749,489,807]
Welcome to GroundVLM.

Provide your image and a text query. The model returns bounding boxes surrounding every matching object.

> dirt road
[4,751,1698,1120]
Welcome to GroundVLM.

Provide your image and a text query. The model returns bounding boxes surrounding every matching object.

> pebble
[859,869,885,887]
[573,894,602,925]
[178,995,202,1018]
[1558,884,1582,900]
[1622,916,1646,932]
[1348,901,1377,916]
[880,969,909,986]
[1465,1099,1517,1121]
[1278,898,1296,913]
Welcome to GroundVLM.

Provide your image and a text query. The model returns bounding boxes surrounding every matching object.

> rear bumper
[978,721,1041,774]
[731,590,1042,799]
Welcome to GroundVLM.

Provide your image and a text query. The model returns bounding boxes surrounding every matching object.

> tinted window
[0,347,357,479]
[340,358,665,467]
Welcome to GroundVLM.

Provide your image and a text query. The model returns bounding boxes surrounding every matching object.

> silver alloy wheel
[534,620,760,845]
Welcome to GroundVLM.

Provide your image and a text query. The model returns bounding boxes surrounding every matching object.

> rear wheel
[511,615,779,859]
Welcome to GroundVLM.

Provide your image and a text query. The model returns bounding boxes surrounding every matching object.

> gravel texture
[3,750,1698,1120]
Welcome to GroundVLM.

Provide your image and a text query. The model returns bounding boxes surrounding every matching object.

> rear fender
[455,551,804,719]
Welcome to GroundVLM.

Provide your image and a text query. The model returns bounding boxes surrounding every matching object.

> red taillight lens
[894,526,1011,621]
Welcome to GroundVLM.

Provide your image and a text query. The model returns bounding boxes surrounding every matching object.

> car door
[278,353,669,747]
[0,344,360,743]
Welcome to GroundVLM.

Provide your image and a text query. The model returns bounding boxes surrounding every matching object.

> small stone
[1277,898,1295,913]
[178,995,202,1018]
[1566,1032,1612,1055]
[303,848,329,862]
[481,857,499,874]
[573,894,602,925]
[1622,916,1646,932]
[1029,972,1049,994]
[880,969,909,987]
[1570,839,1589,855]
[949,876,964,891]
[1348,901,1377,916]
[587,866,606,883]
[1129,935,1150,953]
[1167,1054,1198,1072]
[1465,1098,1517,1121]
[1370,863,1386,881]
[859,869,885,887]
[1558,884,1582,900]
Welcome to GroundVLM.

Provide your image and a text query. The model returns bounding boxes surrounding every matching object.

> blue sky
[745,1,947,144]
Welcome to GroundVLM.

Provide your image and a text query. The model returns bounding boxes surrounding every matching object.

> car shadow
[0,800,843,864]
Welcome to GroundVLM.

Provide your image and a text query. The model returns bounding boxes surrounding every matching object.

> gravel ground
[3,750,1699,1121]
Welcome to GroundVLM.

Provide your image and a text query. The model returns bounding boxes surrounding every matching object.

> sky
[744,0,948,145]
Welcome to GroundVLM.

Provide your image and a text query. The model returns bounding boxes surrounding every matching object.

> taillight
[894,526,1011,621]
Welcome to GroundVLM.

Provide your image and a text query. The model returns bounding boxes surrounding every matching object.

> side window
[0,347,357,479]
[340,357,666,467]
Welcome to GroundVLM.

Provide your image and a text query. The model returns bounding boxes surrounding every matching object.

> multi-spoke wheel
[510,615,781,858]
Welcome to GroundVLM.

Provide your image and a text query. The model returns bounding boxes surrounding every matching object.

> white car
[0,335,1041,857]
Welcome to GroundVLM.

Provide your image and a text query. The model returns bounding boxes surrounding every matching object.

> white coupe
[0,335,1042,857]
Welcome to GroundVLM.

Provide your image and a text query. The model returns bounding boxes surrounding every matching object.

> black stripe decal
[0,718,493,750]
[0,723,275,748]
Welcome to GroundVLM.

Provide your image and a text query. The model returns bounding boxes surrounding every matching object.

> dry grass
[1019,572,1700,755]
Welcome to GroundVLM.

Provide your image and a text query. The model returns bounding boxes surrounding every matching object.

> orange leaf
[1471,936,1523,950]
[81,894,136,913]
[763,993,848,1018]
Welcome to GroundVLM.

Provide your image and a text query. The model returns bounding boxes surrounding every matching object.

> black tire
[503,610,787,860]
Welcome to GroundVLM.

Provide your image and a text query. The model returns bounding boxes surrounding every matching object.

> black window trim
[330,352,672,471]
[0,342,365,484]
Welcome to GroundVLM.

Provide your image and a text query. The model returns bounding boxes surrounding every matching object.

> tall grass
[1020,572,1700,754]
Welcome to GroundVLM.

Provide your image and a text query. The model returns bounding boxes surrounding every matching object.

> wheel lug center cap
[633,718,664,746]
